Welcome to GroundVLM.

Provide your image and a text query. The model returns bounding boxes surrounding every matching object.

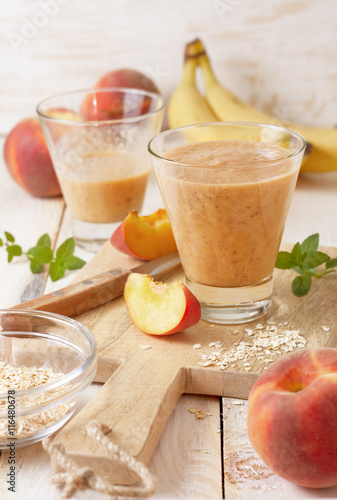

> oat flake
[0,362,73,440]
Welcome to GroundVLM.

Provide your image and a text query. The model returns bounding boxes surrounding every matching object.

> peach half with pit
[247,347,337,488]
[111,209,177,261]
[124,273,201,335]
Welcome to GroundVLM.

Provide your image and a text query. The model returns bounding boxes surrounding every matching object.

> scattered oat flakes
[194,319,308,372]
[322,326,330,332]
[193,343,202,349]
[140,345,152,350]
[232,400,244,406]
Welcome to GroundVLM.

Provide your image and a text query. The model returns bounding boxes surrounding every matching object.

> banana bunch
[168,38,337,173]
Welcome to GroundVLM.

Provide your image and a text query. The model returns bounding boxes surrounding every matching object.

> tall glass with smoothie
[37,88,164,251]
[149,122,305,324]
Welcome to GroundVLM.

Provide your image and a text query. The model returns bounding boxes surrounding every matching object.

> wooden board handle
[47,355,184,484]
[12,268,131,317]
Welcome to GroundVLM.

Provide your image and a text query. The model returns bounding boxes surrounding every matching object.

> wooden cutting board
[46,242,337,484]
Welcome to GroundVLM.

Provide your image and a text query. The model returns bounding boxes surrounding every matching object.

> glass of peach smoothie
[37,88,164,251]
[149,122,305,324]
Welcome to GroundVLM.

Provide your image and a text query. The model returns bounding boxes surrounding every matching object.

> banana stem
[185,38,219,88]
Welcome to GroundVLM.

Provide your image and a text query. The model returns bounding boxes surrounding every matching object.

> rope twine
[42,420,157,499]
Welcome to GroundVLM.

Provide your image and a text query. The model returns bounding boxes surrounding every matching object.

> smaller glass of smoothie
[37,88,164,251]
[148,122,305,324]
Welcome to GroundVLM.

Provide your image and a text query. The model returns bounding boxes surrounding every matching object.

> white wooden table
[0,134,337,499]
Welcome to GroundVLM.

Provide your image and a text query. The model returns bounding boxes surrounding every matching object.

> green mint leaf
[302,251,330,270]
[7,248,14,263]
[27,245,53,264]
[30,259,44,274]
[9,244,22,257]
[300,233,319,254]
[291,242,303,266]
[37,234,51,247]
[292,274,312,297]
[49,260,66,282]
[4,232,15,243]
[275,251,295,269]
[56,238,75,261]
[6,245,22,263]
[293,266,304,275]
[0,238,3,247]
[63,256,86,270]
[326,258,337,270]
[276,234,336,298]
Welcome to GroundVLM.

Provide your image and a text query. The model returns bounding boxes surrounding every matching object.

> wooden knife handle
[12,268,131,318]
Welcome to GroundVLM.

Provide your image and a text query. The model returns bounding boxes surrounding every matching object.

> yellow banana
[286,124,337,173]
[192,38,337,173]
[167,44,250,142]
[167,56,217,130]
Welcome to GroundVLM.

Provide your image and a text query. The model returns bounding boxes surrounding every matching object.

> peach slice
[124,273,201,335]
[111,209,177,261]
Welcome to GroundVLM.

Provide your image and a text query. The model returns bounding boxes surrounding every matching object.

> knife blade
[11,252,181,318]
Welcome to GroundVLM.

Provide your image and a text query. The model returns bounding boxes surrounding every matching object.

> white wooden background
[1,2,337,500]
[1,0,337,135]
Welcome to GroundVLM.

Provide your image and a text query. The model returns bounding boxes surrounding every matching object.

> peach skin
[111,209,177,261]
[4,117,61,198]
[247,348,337,488]
[124,273,201,335]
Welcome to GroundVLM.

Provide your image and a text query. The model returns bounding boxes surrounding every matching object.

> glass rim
[36,87,165,126]
[148,121,306,170]
[0,308,97,400]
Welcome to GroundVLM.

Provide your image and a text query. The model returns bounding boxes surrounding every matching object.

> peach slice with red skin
[247,348,337,488]
[111,209,177,261]
[124,273,201,335]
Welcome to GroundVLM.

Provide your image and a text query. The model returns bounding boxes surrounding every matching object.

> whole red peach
[247,348,337,488]
[4,117,61,198]
[94,68,159,94]
[81,69,159,121]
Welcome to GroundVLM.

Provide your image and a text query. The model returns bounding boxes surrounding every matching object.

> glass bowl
[0,309,97,448]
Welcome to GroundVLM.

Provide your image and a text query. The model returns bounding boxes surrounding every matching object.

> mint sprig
[1,232,85,282]
[275,233,337,296]
[0,231,23,263]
